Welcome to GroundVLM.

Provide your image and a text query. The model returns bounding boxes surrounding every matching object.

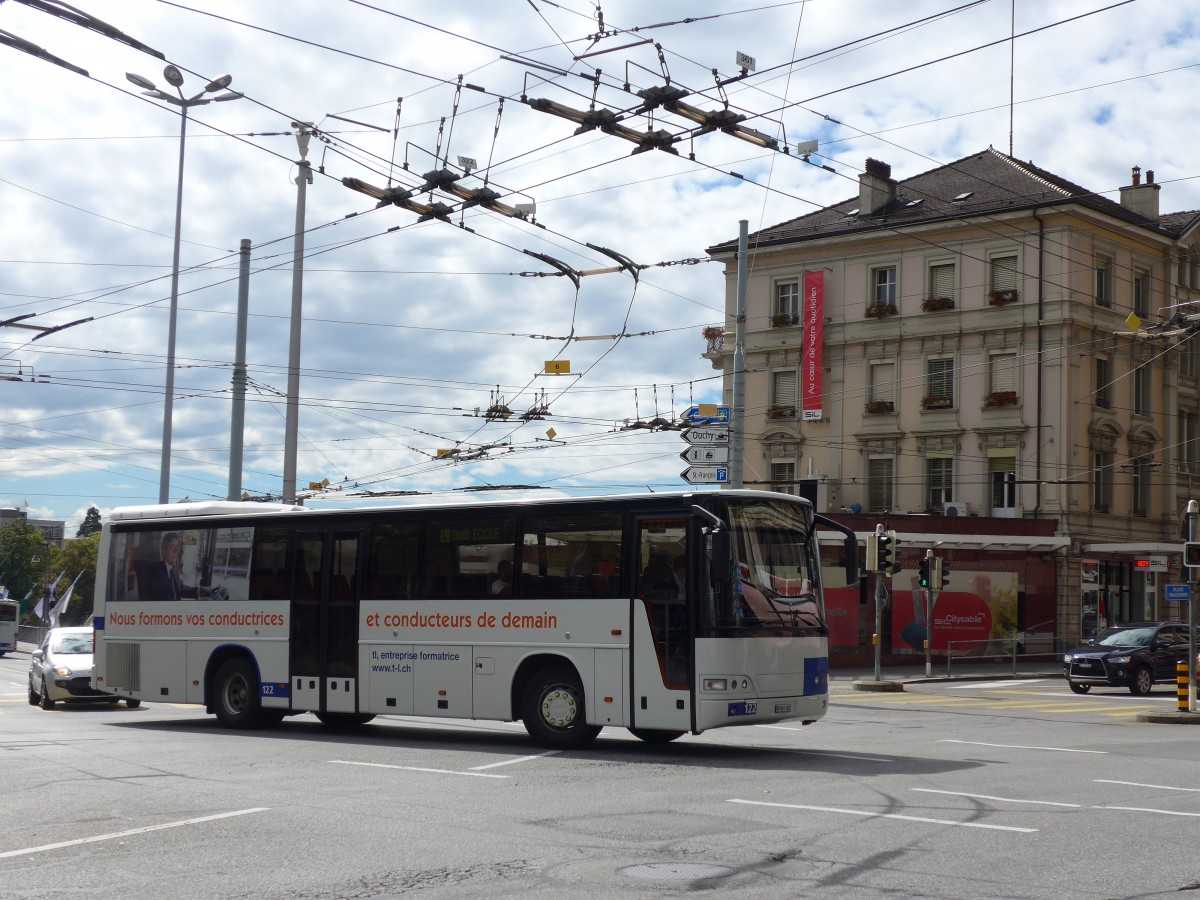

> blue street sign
[682,405,731,424]
[1164,584,1192,602]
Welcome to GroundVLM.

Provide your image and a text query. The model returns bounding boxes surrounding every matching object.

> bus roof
[105,489,810,524]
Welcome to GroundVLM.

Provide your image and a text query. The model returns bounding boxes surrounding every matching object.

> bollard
[1178,661,1189,712]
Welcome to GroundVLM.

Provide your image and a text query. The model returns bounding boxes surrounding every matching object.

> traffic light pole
[1188,500,1197,712]
[874,573,887,682]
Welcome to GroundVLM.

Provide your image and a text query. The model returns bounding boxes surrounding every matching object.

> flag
[33,571,64,624]
[49,571,85,629]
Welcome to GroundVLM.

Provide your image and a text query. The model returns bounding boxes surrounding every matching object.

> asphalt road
[3,652,1198,899]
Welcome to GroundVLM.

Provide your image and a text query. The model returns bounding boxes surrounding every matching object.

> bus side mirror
[709,529,731,587]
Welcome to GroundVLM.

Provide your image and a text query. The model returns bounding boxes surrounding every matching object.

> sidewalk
[834,661,1200,725]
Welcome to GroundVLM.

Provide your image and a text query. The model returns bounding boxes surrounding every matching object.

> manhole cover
[618,863,734,881]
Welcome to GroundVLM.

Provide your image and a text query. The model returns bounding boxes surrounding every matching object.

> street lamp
[126,65,243,504]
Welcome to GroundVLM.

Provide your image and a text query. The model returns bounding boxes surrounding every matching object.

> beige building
[706,148,1200,643]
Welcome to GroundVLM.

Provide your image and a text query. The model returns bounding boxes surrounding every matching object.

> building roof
[709,147,1192,253]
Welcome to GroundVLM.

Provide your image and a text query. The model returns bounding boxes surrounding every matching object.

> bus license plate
[728,701,758,717]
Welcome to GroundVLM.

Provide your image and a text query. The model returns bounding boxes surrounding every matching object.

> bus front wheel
[521,665,600,750]
[213,658,265,729]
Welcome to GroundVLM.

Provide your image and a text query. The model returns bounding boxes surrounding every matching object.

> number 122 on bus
[92,490,858,748]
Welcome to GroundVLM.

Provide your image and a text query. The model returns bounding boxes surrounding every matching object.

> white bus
[0,595,18,657]
[92,490,859,748]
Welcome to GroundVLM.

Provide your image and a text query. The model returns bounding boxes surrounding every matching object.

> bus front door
[630,517,692,733]
[289,529,362,716]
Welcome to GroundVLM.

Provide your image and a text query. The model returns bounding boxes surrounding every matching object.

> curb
[851,679,905,692]
[1136,711,1200,724]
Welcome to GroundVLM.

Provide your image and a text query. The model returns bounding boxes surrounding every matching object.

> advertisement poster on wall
[889,568,1019,655]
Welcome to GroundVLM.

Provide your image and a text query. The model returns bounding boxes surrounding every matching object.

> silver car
[27,626,140,710]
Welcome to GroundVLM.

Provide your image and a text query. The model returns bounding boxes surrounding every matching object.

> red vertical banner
[802,270,824,421]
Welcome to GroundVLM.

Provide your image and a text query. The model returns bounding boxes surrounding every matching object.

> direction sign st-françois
[681,466,729,485]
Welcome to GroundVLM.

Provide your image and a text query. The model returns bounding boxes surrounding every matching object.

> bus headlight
[703,678,728,691]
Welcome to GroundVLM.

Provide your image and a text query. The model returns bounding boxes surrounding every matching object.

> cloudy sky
[1,0,1197,533]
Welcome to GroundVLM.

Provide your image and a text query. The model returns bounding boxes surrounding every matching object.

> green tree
[0,521,55,615]
[53,532,102,624]
[76,506,103,538]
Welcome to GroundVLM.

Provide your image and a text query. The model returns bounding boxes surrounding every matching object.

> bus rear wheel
[213,658,265,729]
[629,728,685,744]
[521,665,600,750]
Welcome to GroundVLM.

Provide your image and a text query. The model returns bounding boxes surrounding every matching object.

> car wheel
[521,665,601,750]
[212,657,265,729]
[28,677,39,706]
[1068,682,1091,695]
[125,698,141,709]
[1129,666,1154,696]
[38,677,55,710]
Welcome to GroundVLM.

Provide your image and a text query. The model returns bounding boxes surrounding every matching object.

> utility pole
[282,123,313,504]
[729,220,747,488]
[228,239,251,501]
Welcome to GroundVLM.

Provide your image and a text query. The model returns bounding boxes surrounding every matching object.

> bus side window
[363,523,421,600]
[249,527,289,601]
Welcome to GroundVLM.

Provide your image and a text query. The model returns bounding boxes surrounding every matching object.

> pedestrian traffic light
[1186,542,1200,569]
[933,557,949,591]
[918,556,930,589]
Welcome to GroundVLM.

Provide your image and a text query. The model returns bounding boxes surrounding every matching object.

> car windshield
[1095,627,1155,648]
[51,634,93,654]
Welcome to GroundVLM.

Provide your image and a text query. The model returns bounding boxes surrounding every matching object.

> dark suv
[1063,622,1194,695]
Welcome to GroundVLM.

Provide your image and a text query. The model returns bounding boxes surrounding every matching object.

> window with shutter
[926,358,954,406]
[1095,357,1112,408]
[870,362,894,403]
[1095,255,1113,307]
[990,254,1018,292]
[1133,269,1150,317]
[770,370,797,417]
[989,353,1018,393]
[1134,367,1151,416]
[771,462,795,495]
[928,263,954,300]
[867,458,894,511]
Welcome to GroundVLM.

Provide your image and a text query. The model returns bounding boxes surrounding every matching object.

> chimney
[1119,164,1160,219]
[858,158,896,215]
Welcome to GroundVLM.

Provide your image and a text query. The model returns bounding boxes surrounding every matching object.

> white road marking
[1094,806,1200,817]
[949,680,1048,689]
[330,759,508,779]
[1095,779,1200,793]
[727,798,1037,833]
[911,788,1081,807]
[0,808,269,859]
[470,750,559,770]
[938,739,1106,754]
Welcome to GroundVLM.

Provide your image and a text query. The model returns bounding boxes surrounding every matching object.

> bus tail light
[703,678,727,691]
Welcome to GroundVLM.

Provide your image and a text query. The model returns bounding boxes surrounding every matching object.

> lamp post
[126,65,243,504]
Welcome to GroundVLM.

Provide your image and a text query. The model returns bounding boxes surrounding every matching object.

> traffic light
[865,533,879,572]
[918,556,931,589]
[877,533,894,575]
[1186,542,1200,569]
[933,557,949,591]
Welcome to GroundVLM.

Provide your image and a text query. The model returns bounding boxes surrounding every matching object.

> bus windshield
[722,498,823,633]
